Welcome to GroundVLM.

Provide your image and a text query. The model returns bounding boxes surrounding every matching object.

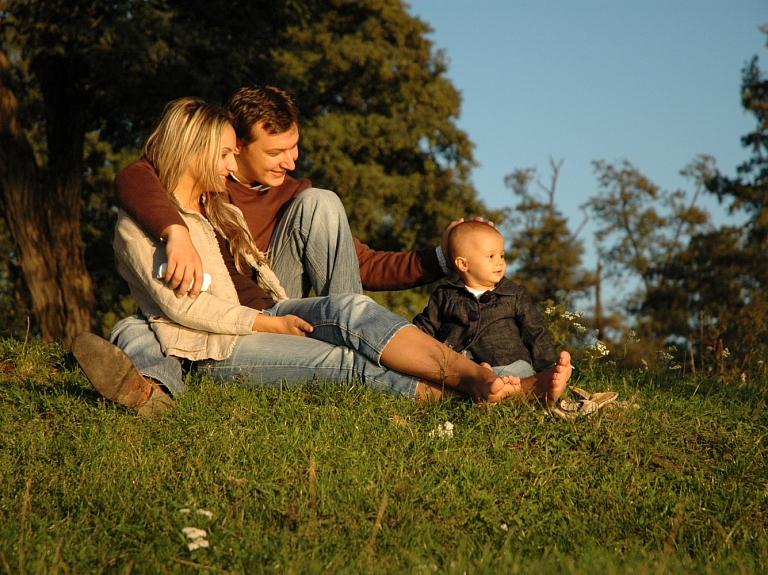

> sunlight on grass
[0,337,766,573]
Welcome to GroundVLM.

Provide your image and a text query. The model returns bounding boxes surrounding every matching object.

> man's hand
[440,217,495,263]
[162,225,205,299]
[252,314,314,336]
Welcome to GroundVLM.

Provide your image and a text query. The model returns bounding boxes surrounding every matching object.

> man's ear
[454,256,469,272]
[235,139,245,153]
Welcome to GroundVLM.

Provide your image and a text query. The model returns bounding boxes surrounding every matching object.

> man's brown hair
[227,85,300,144]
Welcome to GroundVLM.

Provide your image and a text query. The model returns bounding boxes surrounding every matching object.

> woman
[92,98,569,408]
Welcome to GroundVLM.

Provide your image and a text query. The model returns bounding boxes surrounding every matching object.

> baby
[414,221,569,382]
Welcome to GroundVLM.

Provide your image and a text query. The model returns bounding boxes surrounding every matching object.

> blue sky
[406,0,766,278]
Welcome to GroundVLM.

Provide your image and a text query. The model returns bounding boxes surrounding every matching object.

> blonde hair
[447,221,504,262]
[143,98,267,273]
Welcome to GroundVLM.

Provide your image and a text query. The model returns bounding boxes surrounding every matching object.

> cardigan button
[467,310,480,322]
[479,292,492,303]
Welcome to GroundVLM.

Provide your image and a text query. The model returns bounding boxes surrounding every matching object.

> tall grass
[0,337,766,574]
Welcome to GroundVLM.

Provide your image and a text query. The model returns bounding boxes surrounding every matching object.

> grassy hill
[1,336,766,574]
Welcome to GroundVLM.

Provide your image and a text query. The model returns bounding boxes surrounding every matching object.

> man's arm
[354,217,493,291]
[355,239,445,291]
[114,160,205,298]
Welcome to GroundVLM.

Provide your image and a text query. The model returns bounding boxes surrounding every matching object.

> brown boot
[71,332,173,416]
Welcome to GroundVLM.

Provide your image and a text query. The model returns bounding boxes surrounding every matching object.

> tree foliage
[0,0,496,339]
[502,159,591,309]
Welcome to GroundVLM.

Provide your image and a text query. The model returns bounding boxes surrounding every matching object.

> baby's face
[457,231,506,290]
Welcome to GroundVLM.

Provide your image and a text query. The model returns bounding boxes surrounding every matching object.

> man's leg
[268,188,363,298]
[109,315,187,397]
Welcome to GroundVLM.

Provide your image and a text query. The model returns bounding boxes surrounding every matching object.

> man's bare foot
[521,351,572,405]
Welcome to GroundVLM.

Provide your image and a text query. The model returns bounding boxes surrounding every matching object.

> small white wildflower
[758,360,765,365]
[182,527,209,552]
[627,330,636,340]
[182,527,207,540]
[596,341,609,356]
[188,538,210,551]
[429,421,454,439]
[196,509,214,519]
[573,322,587,333]
[545,307,555,315]
[180,508,191,514]
[741,373,747,383]
[563,311,577,320]
[500,523,509,531]
[722,348,730,358]
[669,364,682,371]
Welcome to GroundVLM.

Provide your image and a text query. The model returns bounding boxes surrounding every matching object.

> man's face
[235,122,300,187]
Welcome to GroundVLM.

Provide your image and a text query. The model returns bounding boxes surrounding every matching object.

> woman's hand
[252,314,314,336]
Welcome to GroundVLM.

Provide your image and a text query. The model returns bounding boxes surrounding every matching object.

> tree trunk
[0,50,96,344]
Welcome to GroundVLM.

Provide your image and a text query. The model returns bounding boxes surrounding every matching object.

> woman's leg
[195,332,420,398]
[267,294,567,403]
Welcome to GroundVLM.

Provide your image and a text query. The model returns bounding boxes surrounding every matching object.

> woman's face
[219,124,238,185]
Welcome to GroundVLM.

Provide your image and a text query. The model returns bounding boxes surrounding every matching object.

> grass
[0,337,766,574]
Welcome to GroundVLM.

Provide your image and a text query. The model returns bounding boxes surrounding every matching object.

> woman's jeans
[195,294,419,398]
[112,295,420,399]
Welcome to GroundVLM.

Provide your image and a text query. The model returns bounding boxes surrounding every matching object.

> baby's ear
[454,256,469,272]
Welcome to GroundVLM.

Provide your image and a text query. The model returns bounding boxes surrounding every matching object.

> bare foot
[521,351,572,405]
[480,372,522,403]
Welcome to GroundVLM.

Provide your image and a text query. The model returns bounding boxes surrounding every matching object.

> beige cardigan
[113,207,288,361]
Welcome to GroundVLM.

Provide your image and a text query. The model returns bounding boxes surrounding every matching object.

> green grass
[0,337,766,574]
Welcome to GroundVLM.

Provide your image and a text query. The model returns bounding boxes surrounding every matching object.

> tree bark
[0,50,96,344]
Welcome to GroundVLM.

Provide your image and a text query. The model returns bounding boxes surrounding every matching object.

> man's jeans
[268,188,362,298]
[110,189,369,396]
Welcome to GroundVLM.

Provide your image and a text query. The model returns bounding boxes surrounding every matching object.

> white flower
[429,421,454,439]
[741,373,747,383]
[188,538,209,551]
[545,307,555,315]
[182,527,210,552]
[722,348,730,358]
[196,509,214,519]
[573,323,587,333]
[182,527,207,540]
[595,341,609,356]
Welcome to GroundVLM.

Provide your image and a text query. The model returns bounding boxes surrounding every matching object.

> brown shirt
[214,230,275,310]
[114,160,445,291]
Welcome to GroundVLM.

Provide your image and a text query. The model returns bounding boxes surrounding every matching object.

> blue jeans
[268,188,363,298]
[195,294,419,398]
[494,360,535,379]
[111,188,366,395]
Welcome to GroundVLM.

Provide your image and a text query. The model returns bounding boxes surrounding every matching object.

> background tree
[582,158,713,362]
[502,159,591,310]
[0,0,497,339]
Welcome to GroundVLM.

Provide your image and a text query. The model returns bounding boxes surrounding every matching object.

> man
[73,85,485,412]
